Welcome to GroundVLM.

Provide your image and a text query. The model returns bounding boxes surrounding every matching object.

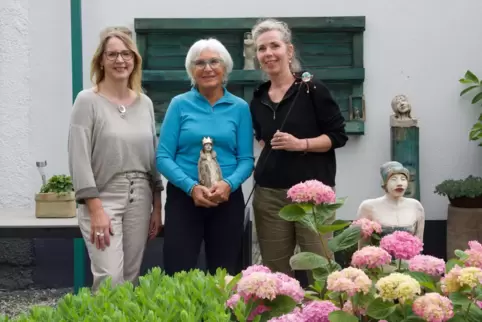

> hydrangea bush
[223,180,482,321]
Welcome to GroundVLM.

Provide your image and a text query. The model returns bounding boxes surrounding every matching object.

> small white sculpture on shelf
[243,32,256,70]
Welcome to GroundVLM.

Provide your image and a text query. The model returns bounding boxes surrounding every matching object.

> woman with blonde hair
[68,30,163,292]
[249,19,348,280]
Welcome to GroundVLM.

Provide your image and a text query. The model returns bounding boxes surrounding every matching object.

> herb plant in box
[35,174,76,218]
[434,175,482,208]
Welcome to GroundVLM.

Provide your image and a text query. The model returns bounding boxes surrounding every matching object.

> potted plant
[35,174,76,218]
[435,175,482,208]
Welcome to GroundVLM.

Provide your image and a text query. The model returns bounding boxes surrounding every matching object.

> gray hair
[184,38,234,86]
[251,18,302,73]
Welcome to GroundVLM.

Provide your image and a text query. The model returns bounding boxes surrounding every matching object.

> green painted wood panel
[135,16,366,135]
[391,127,420,201]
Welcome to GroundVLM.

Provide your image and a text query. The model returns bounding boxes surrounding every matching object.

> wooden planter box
[446,204,482,259]
[35,192,76,218]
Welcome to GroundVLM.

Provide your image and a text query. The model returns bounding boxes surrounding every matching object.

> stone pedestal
[446,205,482,259]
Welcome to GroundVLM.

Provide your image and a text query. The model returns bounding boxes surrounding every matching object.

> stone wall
[0,0,36,291]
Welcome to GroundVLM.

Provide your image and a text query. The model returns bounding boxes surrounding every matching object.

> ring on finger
[96,232,101,236]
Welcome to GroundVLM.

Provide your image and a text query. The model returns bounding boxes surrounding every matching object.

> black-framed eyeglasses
[104,50,134,61]
[192,58,223,70]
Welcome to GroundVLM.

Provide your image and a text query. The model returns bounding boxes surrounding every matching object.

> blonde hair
[90,30,143,94]
[99,26,132,39]
[251,18,302,73]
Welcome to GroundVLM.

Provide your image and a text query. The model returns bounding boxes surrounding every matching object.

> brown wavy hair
[90,30,143,94]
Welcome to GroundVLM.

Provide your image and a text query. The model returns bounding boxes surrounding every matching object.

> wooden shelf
[142,68,365,83]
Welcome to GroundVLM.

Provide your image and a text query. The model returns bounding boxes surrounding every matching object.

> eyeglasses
[104,50,134,61]
[192,58,223,70]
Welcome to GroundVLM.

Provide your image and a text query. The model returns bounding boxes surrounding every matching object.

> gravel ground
[0,288,72,319]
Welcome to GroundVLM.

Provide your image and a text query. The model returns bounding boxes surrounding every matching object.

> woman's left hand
[148,210,162,240]
[209,181,231,204]
[271,130,304,151]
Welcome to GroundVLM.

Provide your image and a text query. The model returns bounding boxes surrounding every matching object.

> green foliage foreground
[0,268,233,322]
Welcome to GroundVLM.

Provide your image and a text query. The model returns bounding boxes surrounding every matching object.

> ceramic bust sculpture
[198,137,223,188]
[356,161,425,241]
[390,94,418,127]
[243,32,256,70]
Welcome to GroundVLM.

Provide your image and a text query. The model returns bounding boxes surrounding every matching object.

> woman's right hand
[191,185,218,208]
[89,207,113,250]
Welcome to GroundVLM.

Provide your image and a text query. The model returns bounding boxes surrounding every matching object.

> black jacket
[250,73,348,189]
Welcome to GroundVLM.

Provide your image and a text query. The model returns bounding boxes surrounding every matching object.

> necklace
[117,105,126,118]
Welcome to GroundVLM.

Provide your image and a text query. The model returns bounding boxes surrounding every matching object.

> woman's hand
[209,181,231,203]
[191,185,218,208]
[148,209,162,240]
[271,130,305,151]
[89,207,113,250]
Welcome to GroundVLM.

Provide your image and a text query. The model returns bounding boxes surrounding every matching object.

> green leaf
[405,271,437,291]
[465,70,480,84]
[317,220,351,234]
[446,258,464,273]
[401,317,426,321]
[279,204,307,221]
[460,85,479,96]
[449,292,472,308]
[328,310,358,322]
[366,297,397,319]
[289,252,329,270]
[466,304,482,322]
[460,78,475,84]
[448,313,469,321]
[262,295,298,319]
[455,249,469,261]
[328,225,362,253]
[471,92,482,104]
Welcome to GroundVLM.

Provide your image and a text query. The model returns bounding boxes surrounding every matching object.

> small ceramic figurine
[243,32,256,70]
[198,137,223,188]
[356,161,425,241]
[390,94,418,127]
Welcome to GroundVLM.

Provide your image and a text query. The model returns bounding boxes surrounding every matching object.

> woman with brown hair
[68,30,163,292]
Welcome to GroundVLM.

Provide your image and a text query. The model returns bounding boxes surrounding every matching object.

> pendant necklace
[117,105,126,118]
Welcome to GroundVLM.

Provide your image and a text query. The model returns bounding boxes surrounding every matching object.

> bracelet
[305,139,310,151]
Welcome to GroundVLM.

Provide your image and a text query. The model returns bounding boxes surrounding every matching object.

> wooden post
[70,0,86,294]
[390,95,420,201]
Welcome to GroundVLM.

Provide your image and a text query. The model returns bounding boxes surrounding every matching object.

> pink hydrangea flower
[351,218,382,238]
[408,255,446,276]
[226,265,305,321]
[242,264,272,277]
[327,267,372,296]
[298,300,340,322]
[464,241,482,268]
[268,307,304,322]
[351,246,392,269]
[342,299,366,316]
[273,272,305,303]
[287,180,336,205]
[412,293,454,321]
[380,231,423,260]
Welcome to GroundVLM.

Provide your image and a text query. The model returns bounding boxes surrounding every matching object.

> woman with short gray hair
[156,38,254,276]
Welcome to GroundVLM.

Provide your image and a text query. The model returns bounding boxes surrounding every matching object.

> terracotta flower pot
[35,191,77,218]
[449,195,482,208]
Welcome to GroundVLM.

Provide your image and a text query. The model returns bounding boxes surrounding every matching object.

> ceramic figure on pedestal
[356,161,425,242]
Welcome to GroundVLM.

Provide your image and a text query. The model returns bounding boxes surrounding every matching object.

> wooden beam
[135,16,366,32]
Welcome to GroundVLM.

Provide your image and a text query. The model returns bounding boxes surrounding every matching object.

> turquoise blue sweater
[156,87,254,195]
